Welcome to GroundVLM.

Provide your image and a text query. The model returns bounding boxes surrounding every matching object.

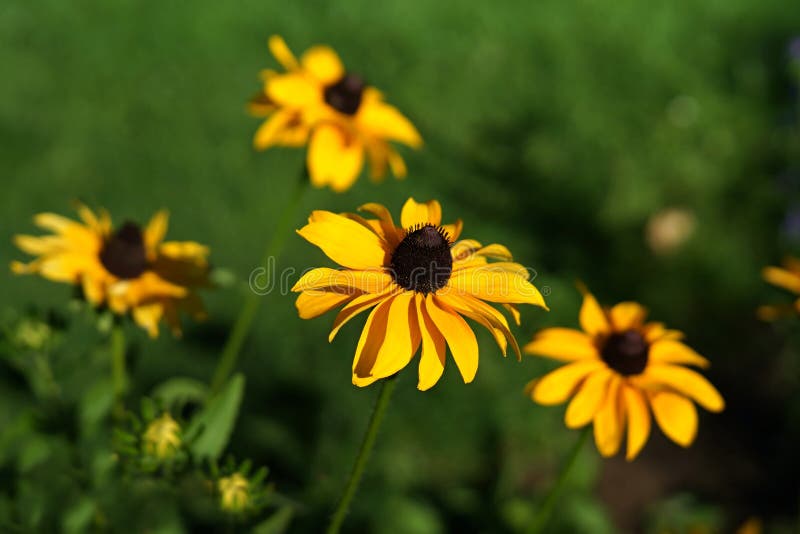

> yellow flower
[218,473,249,513]
[142,413,181,460]
[11,205,210,337]
[250,35,422,192]
[758,257,800,320]
[524,288,724,460]
[292,197,548,389]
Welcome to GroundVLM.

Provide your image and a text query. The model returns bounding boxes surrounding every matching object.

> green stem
[110,323,127,418]
[209,177,308,395]
[527,426,591,534]
[326,376,398,534]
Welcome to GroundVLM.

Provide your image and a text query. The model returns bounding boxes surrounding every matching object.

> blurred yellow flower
[250,35,422,192]
[292,197,547,389]
[11,205,210,337]
[218,473,249,513]
[758,257,800,320]
[142,413,181,460]
[645,207,696,255]
[524,288,724,460]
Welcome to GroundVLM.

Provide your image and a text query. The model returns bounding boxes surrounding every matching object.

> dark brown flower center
[600,330,649,376]
[99,222,148,279]
[324,73,365,115]
[390,225,452,294]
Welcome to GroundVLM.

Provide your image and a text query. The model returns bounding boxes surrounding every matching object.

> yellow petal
[352,296,394,385]
[145,210,169,254]
[300,45,344,85]
[451,239,482,262]
[81,275,105,306]
[426,295,478,384]
[593,376,624,457]
[296,290,357,319]
[579,292,610,337]
[268,35,299,71]
[640,364,724,412]
[39,253,97,282]
[763,266,800,294]
[436,291,510,358]
[13,235,65,255]
[307,124,364,192]
[523,328,598,362]
[608,302,648,331]
[441,219,463,242]
[357,99,422,148]
[266,72,320,108]
[642,322,684,343]
[329,290,394,341]
[292,267,391,294]
[622,385,651,460]
[503,303,521,326]
[649,390,697,447]
[400,198,442,229]
[447,267,547,308]
[649,340,710,368]
[370,292,419,379]
[132,302,164,338]
[531,359,605,405]
[253,108,309,150]
[358,202,402,248]
[565,368,612,428]
[296,211,388,270]
[386,146,407,177]
[415,294,446,391]
[75,204,100,230]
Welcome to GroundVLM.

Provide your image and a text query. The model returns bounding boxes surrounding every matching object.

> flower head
[142,413,182,460]
[12,205,210,337]
[250,35,422,192]
[524,288,724,460]
[218,472,250,513]
[758,257,800,320]
[292,197,548,389]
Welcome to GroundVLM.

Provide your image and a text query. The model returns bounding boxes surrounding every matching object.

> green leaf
[151,377,209,408]
[185,374,245,460]
[252,506,294,534]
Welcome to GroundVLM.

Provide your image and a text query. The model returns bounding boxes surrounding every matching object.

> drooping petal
[426,295,478,384]
[622,385,651,460]
[386,147,407,178]
[292,267,392,294]
[328,289,394,341]
[447,267,547,308]
[593,376,624,457]
[296,290,358,319]
[565,368,612,428]
[436,291,511,357]
[531,359,605,405]
[357,99,423,148]
[300,45,344,85]
[649,390,698,447]
[523,328,598,362]
[503,303,521,326]
[268,35,299,71]
[253,108,309,149]
[415,294,447,391]
[307,124,364,192]
[400,198,442,229]
[81,275,106,306]
[639,364,724,412]
[579,292,610,337]
[352,296,394,386]
[608,302,648,331]
[648,340,710,368]
[370,292,420,379]
[132,302,164,338]
[296,211,388,270]
[358,202,402,248]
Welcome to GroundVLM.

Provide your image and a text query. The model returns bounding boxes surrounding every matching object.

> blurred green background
[2,0,800,532]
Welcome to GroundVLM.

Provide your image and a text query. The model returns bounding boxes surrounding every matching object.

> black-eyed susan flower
[292,197,548,389]
[758,257,800,320]
[11,205,210,337]
[142,413,182,460]
[218,472,250,513]
[524,288,724,460]
[249,35,422,192]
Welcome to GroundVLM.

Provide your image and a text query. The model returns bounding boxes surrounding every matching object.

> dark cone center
[324,73,365,115]
[600,330,649,376]
[390,225,453,294]
[99,222,148,279]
